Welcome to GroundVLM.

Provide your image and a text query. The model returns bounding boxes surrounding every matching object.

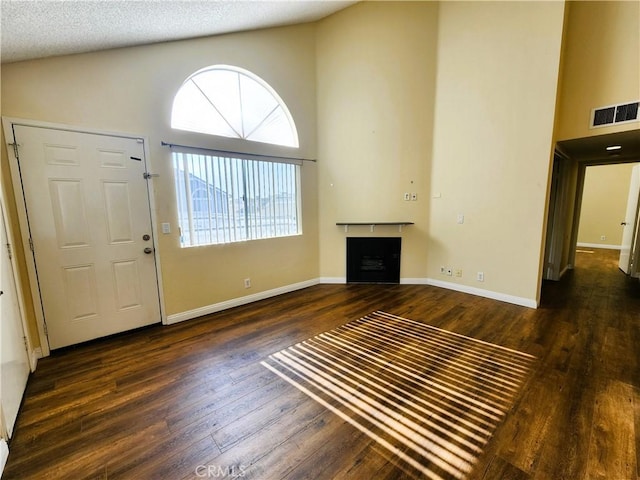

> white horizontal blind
[173,151,301,246]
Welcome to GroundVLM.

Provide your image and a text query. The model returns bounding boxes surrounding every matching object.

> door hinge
[23,336,29,352]
[43,322,48,336]
[6,242,12,260]
[9,142,20,158]
[28,237,34,252]
[143,172,159,180]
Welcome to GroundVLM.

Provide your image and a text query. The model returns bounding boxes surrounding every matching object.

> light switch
[161,222,171,234]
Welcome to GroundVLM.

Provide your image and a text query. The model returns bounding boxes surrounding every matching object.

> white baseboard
[166,279,320,324]
[320,276,536,308]
[1,439,8,478]
[318,277,345,284]
[168,274,539,325]
[425,278,538,309]
[400,278,429,285]
[577,242,622,250]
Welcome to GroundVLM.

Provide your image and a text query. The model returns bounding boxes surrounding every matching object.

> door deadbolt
[143,234,151,241]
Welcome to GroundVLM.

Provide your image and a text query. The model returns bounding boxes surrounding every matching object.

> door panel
[14,125,161,349]
[49,179,91,247]
[113,260,143,309]
[103,181,134,243]
[619,164,640,274]
[64,264,99,320]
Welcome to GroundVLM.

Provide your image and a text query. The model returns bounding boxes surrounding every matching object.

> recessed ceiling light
[606,145,622,151]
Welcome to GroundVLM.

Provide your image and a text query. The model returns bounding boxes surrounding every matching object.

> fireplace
[346,237,401,284]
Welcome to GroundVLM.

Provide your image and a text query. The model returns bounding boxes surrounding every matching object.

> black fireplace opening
[346,237,401,284]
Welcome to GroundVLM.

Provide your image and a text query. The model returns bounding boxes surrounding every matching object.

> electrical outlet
[411,193,417,201]
[454,269,462,277]
[477,272,484,282]
[457,213,465,224]
[404,192,410,201]
[600,235,606,241]
[446,268,453,276]
[440,266,447,274]
[244,278,251,288]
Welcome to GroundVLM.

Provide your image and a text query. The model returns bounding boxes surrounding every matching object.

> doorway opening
[542,129,640,295]
[577,163,640,274]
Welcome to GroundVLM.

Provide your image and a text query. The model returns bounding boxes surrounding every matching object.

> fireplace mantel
[336,222,414,233]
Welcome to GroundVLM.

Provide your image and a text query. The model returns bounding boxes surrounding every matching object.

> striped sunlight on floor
[262,311,535,480]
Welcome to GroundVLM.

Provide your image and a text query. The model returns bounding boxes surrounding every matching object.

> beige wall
[578,163,637,247]
[428,1,565,304]
[555,1,640,141]
[316,1,439,281]
[1,23,319,342]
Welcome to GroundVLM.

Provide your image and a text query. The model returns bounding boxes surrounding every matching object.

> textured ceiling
[0,0,357,64]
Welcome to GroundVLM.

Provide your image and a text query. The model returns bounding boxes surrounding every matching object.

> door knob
[144,247,153,254]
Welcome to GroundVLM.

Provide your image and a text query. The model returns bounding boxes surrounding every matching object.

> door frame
[2,117,167,356]
[0,150,35,371]
[0,192,32,438]
[566,161,586,271]
[543,151,572,281]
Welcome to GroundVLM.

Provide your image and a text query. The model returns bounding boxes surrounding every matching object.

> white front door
[12,125,161,349]
[0,203,30,438]
[619,164,640,275]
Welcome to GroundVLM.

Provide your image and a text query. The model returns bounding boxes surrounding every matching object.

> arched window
[171,65,302,247]
[171,65,299,148]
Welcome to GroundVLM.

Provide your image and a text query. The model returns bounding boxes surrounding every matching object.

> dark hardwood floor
[3,248,639,479]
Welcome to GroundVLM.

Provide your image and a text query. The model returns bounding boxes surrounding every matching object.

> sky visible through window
[171,65,299,148]
[173,152,301,246]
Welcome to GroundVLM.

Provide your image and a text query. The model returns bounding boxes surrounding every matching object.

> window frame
[172,147,303,248]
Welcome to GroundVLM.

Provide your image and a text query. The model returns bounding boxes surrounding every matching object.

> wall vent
[590,101,640,128]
